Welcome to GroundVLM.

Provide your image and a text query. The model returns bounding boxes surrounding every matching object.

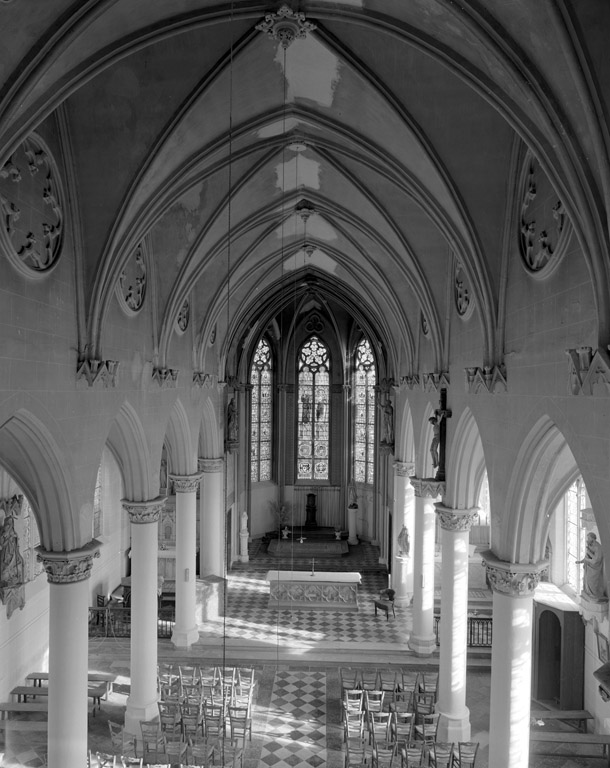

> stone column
[483,551,548,768]
[408,478,444,656]
[435,504,479,742]
[347,505,358,545]
[170,473,202,648]
[37,541,100,768]
[198,458,224,577]
[392,461,415,605]
[122,498,165,734]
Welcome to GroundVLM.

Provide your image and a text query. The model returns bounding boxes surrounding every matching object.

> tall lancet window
[250,337,273,482]
[297,336,330,481]
[353,337,376,485]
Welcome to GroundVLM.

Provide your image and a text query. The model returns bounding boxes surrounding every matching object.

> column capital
[410,476,445,499]
[170,473,203,493]
[435,503,479,532]
[393,460,415,478]
[122,497,165,524]
[481,550,548,597]
[198,457,224,473]
[36,540,101,584]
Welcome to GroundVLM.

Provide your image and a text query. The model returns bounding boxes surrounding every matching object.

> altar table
[266,570,361,611]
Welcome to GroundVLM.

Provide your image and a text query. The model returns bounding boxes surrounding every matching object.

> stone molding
[76,358,119,388]
[399,375,421,390]
[170,473,203,493]
[256,5,316,49]
[152,367,179,388]
[393,461,415,478]
[481,550,548,597]
[566,346,610,395]
[465,365,507,394]
[423,372,450,392]
[36,540,101,584]
[435,503,479,532]
[410,476,445,499]
[122,497,165,524]
[198,458,224,473]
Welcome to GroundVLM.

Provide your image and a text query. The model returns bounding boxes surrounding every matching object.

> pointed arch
[502,415,578,564]
[106,401,154,502]
[0,408,76,551]
[165,398,196,476]
[445,407,486,510]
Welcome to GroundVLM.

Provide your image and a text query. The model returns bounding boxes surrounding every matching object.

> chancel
[2,3,610,768]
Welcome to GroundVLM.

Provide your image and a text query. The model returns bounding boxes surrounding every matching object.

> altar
[266,569,361,611]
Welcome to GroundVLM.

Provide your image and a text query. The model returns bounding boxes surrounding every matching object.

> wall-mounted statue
[227,397,238,442]
[579,532,607,602]
[378,396,394,446]
[0,515,24,587]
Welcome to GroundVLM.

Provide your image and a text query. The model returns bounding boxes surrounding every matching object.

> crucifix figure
[430,389,451,481]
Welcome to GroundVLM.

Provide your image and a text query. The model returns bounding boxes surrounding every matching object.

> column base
[408,633,437,656]
[171,625,200,648]
[394,594,412,607]
[437,707,471,742]
[348,537,359,545]
[125,697,159,735]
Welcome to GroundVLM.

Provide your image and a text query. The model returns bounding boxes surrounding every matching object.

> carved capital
[410,476,445,499]
[152,367,179,388]
[192,371,217,388]
[422,372,450,392]
[122,497,165,524]
[435,503,479,532]
[198,457,224,473]
[393,461,415,478]
[566,346,610,395]
[36,540,101,584]
[76,358,119,388]
[481,550,548,597]
[465,365,507,394]
[170,473,203,493]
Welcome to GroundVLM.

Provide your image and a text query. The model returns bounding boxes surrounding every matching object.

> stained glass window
[565,476,587,594]
[297,336,330,481]
[250,337,273,482]
[353,338,376,484]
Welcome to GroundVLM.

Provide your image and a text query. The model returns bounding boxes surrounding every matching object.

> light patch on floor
[276,37,341,107]
[275,155,320,192]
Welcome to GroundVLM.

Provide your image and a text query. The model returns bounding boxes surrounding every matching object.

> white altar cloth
[266,570,361,611]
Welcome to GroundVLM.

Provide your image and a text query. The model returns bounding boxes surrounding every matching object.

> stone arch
[198,396,221,459]
[165,398,197,476]
[0,407,76,551]
[502,415,578,564]
[106,401,154,502]
[445,407,486,510]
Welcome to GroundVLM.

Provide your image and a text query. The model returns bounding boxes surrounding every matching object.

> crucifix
[431,388,451,481]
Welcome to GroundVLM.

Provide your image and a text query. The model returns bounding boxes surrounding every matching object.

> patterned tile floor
[2,541,603,766]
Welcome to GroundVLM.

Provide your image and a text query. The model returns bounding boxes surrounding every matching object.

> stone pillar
[37,541,101,768]
[122,498,164,734]
[392,461,415,604]
[170,473,202,648]
[435,504,479,742]
[408,477,444,656]
[483,551,548,768]
[347,506,358,545]
[198,458,224,577]
[239,510,249,562]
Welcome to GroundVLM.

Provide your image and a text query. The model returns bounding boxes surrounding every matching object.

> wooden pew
[530,730,610,765]
[530,708,592,733]
[0,701,48,719]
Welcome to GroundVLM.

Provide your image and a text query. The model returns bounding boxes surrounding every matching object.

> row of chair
[340,668,439,701]
[345,738,479,768]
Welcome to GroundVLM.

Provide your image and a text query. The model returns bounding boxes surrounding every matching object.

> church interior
[2,2,610,767]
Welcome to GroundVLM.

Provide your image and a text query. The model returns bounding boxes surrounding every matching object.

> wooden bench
[374,599,396,620]
[530,708,593,733]
[530,730,610,765]
[10,682,107,713]
[0,701,48,719]
[0,720,48,732]
[26,671,115,694]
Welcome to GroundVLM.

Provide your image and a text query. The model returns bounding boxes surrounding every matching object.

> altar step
[268,539,349,557]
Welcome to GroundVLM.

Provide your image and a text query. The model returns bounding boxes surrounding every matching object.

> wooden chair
[139,719,166,764]
[451,741,479,767]
[340,667,361,694]
[163,735,188,765]
[158,701,181,738]
[227,704,252,746]
[364,689,385,714]
[343,708,366,742]
[203,699,225,740]
[108,720,137,759]
[371,740,399,768]
[389,709,414,743]
[377,668,399,693]
[344,688,364,713]
[414,691,436,716]
[374,590,396,620]
[429,742,455,768]
[418,672,439,702]
[413,712,440,746]
[400,741,426,767]
[345,737,370,767]
[360,669,379,690]
[367,709,393,746]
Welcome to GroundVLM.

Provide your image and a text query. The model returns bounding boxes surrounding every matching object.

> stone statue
[348,478,358,508]
[227,397,238,442]
[0,516,24,587]
[579,532,607,602]
[397,525,410,558]
[378,397,394,445]
[241,510,248,532]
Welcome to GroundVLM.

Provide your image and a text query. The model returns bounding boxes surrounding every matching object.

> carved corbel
[422,372,450,392]
[192,371,217,388]
[465,364,507,394]
[152,367,179,388]
[566,346,610,395]
[76,358,120,388]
